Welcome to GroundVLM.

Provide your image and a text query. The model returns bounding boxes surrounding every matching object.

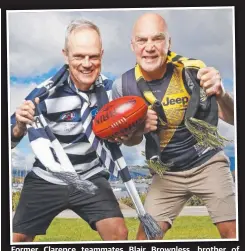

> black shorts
[13,170,123,235]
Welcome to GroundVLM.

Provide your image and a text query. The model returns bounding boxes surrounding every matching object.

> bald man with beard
[112,13,235,240]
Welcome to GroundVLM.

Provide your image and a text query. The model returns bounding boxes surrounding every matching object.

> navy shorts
[13,171,123,235]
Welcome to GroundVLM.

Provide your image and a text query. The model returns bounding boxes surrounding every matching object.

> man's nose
[145,42,156,52]
[82,57,92,68]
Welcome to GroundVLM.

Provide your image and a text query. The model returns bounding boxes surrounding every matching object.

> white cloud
[11,146,35,170]
[120,138,146,166]
[25,152,36,170]
[10,83,38,115]
[8,11,71,76]
[8,8,234,78]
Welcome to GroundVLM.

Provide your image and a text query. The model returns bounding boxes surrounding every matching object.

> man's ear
[130,42,134,52]
[62,49,69,64]
[131,39,137,52]
[168,37,172,50]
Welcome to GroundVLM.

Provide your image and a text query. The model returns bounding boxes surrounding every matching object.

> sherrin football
[92,96,148,140]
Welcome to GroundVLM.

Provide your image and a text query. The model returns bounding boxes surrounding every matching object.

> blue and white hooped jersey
[11,74,113,184]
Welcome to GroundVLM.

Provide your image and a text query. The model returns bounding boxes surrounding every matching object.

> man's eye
[136,39,146,44]
[153,37,165,42]
[74,56,83,60]
[90,56,100,60]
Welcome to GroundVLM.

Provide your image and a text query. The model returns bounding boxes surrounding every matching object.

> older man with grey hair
[11,19,128,242]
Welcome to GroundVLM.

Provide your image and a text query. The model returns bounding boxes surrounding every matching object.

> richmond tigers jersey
[112,63,220,171]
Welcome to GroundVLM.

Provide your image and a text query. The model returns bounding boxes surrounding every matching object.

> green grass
[164,216,220,240]
[35,216,220,242]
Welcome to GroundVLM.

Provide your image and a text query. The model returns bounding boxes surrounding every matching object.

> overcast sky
[7,7,236,168]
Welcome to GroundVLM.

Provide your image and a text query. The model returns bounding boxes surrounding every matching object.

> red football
[93,96,148,139]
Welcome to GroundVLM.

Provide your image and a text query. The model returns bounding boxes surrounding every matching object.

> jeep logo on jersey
[60,112,76,121]
[162,97,189,106]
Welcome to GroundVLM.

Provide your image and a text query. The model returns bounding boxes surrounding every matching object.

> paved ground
[12,206,209,218]
[53,206,209,218]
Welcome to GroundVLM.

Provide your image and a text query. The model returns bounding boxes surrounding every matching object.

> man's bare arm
[197,67,234,125]
[217,92,234,125]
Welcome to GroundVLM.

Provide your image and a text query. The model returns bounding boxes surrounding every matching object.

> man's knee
[216,220,236,238]
[219,226,236,238]
[155,221,171,239]
[114,224,128,240]
[13,233,35,242]
[161,221,171,233]
[96,217,128,240]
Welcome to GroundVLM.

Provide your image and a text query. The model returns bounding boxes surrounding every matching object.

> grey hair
[64,19,102,51]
